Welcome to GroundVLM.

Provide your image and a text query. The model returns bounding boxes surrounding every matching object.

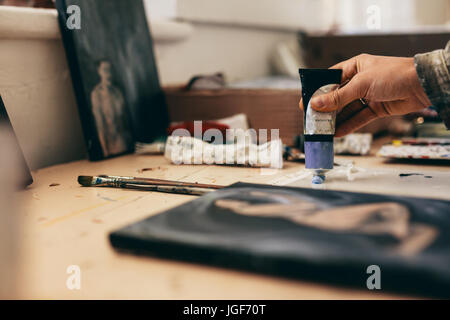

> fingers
[336,100,366,124]
[299,98,304,111]
[310,75,366,112]
[335,105,378,137]
[330,56,359,82]
[300,55,363,113]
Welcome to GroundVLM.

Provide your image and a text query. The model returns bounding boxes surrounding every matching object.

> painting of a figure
[110,183,450,298]
[56,0,169,160]
[91,61,133,157]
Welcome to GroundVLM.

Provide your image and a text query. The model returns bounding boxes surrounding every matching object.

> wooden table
[14,147,449,299]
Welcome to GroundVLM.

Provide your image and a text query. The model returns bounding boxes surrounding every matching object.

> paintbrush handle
[124,183,213,196]
[134,179,222,189]
[100,175,224,189]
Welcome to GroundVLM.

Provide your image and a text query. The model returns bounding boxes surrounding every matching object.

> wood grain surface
[14,146,448,299]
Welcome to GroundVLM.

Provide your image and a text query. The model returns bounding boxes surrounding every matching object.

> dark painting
[110,183,450,298]
[0,96,33,187]
[56,0,169,160]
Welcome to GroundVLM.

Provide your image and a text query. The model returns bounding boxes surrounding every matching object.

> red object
[167,121,229,142]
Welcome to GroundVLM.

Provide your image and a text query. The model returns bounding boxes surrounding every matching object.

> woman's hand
[299,54,432,137]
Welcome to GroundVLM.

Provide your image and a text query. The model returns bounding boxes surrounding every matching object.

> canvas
[0,96,33,188]
[56,0,169,160]
[110,182,450,298]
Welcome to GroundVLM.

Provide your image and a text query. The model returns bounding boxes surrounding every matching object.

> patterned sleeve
[414,41,450,129]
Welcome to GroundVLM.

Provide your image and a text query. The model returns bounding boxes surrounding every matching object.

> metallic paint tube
[299,69,342,184]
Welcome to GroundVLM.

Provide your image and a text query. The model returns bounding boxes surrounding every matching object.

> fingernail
[310,97,324,109]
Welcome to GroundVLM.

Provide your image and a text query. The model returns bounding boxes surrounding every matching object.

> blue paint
[305,141,334,170]
[312,175,325,184]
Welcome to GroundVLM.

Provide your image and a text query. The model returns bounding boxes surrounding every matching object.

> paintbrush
[78,175,225,189]
[119,183,212,196]
[78,175,222,196]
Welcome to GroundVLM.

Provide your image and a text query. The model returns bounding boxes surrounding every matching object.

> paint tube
[299,69,342,184]
[164,136,283,169]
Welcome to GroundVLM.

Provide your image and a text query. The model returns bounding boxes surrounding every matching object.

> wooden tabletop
[14,148,449,299]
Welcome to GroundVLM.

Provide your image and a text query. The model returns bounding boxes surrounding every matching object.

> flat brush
[78,175,225,189]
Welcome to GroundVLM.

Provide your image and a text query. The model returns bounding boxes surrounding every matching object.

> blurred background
[0,0,448,170]
[139,0,450,84]
[1,0,448,84]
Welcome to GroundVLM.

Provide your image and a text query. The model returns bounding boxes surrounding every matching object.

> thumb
[310,77,364,112]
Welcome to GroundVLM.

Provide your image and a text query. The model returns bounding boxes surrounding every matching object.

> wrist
[408,57,432,107]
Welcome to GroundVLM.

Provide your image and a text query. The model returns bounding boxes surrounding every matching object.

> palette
[110,182,450,298]
[377,138,450,161]
[271,164,450,200]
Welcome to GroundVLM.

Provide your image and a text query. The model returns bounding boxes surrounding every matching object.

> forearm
[414,41,450,129]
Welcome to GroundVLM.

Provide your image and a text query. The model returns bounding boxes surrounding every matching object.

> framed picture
[56,0,169,160]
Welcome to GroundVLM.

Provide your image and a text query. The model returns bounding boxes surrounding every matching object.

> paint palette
[377,138,450,160]
[280,166,450,200]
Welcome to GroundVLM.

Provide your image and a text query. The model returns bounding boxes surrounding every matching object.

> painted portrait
[90,61,133,158]
[111,183,450,297]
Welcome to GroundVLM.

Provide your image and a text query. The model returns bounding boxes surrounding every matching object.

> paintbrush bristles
[78,175,96,187]
[78,175,123,188]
